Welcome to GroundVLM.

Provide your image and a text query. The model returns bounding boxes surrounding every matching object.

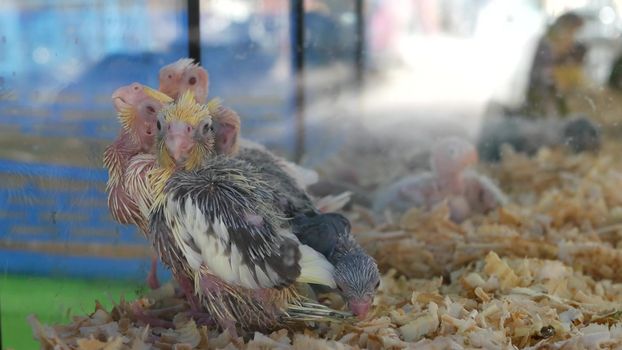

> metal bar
[292,0,305,163]
[187,0,201,63]
[354,0,365,85]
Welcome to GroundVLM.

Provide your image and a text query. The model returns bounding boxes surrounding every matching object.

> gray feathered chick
[292,213,380,319]
[477,114,601,162]
[217,112,381,319]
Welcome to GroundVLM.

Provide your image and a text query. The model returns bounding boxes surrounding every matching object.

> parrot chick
[373,137,507,223]
[105,82,172,228]
[562,116,601,154]
[477,115,601,162]
[291,213,380,319]
[148,91,349,334]
[159,58,209,102]
[106,83,226,322]
[198,99,376,315]
[104,82,173,289]
[201,100,377,316]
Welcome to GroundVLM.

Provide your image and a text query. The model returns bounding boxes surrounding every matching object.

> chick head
[156,90,215,170]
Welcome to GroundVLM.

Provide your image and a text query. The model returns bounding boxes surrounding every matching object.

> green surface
[1,275,143,350]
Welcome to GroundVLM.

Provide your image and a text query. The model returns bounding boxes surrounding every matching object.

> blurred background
[2,0,622,348]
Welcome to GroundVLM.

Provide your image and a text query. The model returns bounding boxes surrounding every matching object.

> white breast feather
[263,265,281,286]
[254,264,273,287]
[164,197,203,271]
[211,217,230,241]
[165,193,313,290]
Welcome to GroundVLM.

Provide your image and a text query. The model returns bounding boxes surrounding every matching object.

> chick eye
[336,285,344,292]
[189,76,197,85]
[146,105,156,114]
[202,122,213,135]
[374,281,380,289]
[156,120,161,131]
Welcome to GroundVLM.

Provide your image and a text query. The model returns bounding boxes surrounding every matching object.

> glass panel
[2,0,622,348]
[301,0,358,166]
[0,2,186,348]
[199,0,294,154]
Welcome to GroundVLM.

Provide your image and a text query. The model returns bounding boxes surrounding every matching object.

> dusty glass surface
[1,0,621,348]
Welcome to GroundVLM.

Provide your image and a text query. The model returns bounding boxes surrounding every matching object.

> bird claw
[174,274,203,312]
[130,302,174,329]
[147,256,161,290]
[147,272,160,290]
[221,319,239,339]
[184,311,215,327]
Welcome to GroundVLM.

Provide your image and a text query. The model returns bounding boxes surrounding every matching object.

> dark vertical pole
[292,0,305,163]
[187,0,201,63]
[354,0,365,85]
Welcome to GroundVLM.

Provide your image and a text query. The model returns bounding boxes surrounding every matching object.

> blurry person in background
[523,12,585,118]
[553,42,587,93]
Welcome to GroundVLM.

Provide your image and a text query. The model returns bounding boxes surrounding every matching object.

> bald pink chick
[111,82,165,152]
[159,58,209,103]
[104,82,172,289]
[373,137,506,222]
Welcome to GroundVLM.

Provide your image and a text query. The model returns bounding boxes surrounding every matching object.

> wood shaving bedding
[30,136,622,349]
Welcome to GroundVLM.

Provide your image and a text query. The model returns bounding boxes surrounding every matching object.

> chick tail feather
[314,191,352,213]
[281,161,319,188]
[295,244,336,288]
[284,301,352,322]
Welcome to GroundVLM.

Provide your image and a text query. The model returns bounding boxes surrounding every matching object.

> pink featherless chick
[373,137,507,223]
[159,58,209,102]
[461,168,508,217]
[104,83,173,290]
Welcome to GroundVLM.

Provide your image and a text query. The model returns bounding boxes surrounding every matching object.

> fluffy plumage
[155,158,317,289]
[236,147,317,216]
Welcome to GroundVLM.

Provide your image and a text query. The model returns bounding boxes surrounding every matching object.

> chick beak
[112,83,150,112]
[111,91,130,112]
[139,122,155,152]
[349,298,372,320]
[165,121,194,163]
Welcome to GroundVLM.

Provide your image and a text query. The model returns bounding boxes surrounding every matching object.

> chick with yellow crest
[148,91,350,334]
